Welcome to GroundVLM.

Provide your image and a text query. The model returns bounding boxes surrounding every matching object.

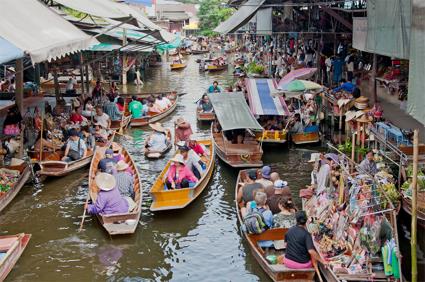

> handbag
[67,139,81,161]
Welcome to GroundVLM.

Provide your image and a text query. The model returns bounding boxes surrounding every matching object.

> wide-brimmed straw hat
[345,111,356,122]
[356,96,369,103]
[95,173,116,191]
[356,115,372,123]
[175,117,186,127]
[170,154,185,164]
[308,153,321,163]
[149,122,166,133]
[116,160,129,171]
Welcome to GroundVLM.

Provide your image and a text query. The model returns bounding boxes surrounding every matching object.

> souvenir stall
[303,149,402,282]
[322,90,355,131]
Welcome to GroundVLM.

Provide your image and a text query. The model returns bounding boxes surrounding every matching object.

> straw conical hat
[95,173,116,191]
[149,122,166,133]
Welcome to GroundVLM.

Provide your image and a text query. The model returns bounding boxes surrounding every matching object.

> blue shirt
[333,82,356,93]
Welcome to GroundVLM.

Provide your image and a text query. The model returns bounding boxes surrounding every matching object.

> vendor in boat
[255,166,273,187]
[266,180,292,214]
[174,117,193,144]
[94,106,111,129]
[146,122,169,152]
[198,94,213,113]
[207,81,221,93]
[289,113,304,134]
[61,129,88,162]
[70,106,87,125]
[359,151,378,175]
[114,160,135,201]
[98,149,117,174]
[282,211,328,269]
[273,196,296,228]
[165,154,198,189]
[128,96,144,118]
[3,105,22,136]
[237,169,265,205]
[85,173,132,215]
[177,142,205,179]
[103,96,122,121]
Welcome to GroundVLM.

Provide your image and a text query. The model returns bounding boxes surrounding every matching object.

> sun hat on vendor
[308,153,321,163]
[116,160,129,171]
[171,154,185,164]
[175,117,187,127]
[95,172,116,191]
[261,166,272,179]
[149,122,166,133]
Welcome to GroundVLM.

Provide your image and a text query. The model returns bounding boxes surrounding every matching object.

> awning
[0,37,24,64]
[0,0,98,64]
[85,27,161,45]
[214,0,266,34]
[208,92,263,131]
[245,79,289,116]
[87,43,152,52]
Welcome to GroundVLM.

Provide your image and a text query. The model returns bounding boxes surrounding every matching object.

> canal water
[1,55,322,281]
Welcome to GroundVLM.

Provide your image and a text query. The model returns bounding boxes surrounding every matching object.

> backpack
[243,208,267,234]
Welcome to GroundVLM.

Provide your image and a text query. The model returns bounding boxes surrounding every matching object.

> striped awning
[245,79,290,116]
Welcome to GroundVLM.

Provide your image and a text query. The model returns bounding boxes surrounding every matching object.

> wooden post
[15,59,24,114]
[351,132,356,170]
[85,64,90,94]
[372,53,378,103]
[122,28,128,85]
[79,52,85,95]
[53,67,61,102]
[411,129,418,282]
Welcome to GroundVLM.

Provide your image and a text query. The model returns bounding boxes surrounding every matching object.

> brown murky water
[0,55,321,281]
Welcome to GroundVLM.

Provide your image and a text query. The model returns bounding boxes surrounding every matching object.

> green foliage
[198,0,234,36]
[337,139,368,156]
[246,62,265,74]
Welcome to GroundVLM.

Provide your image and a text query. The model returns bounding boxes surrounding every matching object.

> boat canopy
[0,37,24,64]
[208,92,263,131]
[245,78,290,116]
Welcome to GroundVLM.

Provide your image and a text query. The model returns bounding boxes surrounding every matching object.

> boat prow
[170,63,187,70]
[0,233,31,281]
[0,164,30,213]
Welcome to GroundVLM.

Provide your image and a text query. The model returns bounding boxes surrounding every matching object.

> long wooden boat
[144,137,172,159]
[0,164,30,213]
[0,233,31,281]
[150,139,215,211]
[292,131,320,145]
[88,146,142,235]
[235,171,315,281]
[192,49,209,55]
[128,94,179,127]
[120,91,181,98]
[255,130,287,144]
[206,64,228,72]
[212,123,263,168]
[170,63,187,70]
[180,50,192,56]
[402,195,425,228]
[196,110,215,122]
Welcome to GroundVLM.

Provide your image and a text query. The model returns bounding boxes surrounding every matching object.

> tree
[198,0,234,36]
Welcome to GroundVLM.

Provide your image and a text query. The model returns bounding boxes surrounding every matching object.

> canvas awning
[245,79,289,116]
[214,0,266,34]
[0,37,24,64]
[0,0,98,64]
[208,92,263,131]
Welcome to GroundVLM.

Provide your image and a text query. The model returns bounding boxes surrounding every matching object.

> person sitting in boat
[80,126,95,151]
[165,154,198,189]
[116,97,125,113]
[61,129,88,162]
[154,95,168,111]
[177,142,205,179]
[93,122,109,143]
[237,169,265,205]
[86,173,133,216]
[289,113,304,134]
[114,160,135,201]
[241,191,273,229]
[146,123,169,152]
[255,166,273,187]
[174,117,193,143]
[282,211,328,269]
[266,180,293,214]
[103,96,122,121]
[33,130,62,152]
[82,97,95,118]
[198,94,213,113]
[161,94,172,108]
[273,196,296,228]
[70,106,87,125]
[147,98,162,114]
[94,106,111,129]
[207,81,221,93]
[128,96,144,118]
[98,149,117,174]
[187,139,207,156]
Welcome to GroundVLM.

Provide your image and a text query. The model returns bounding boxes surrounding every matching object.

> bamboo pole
[351,132,356,171]
[411,129,418,282]
[39,109,44,162]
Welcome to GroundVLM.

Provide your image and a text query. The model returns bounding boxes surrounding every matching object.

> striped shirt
[114,171,134,198]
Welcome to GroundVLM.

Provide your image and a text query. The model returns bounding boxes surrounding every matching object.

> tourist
[178,142,205,179]
[61,129,87,162]
[255,166,273,187]
[207,81,221,93]
[188,139,206,156]
[70,106,86,124]
[237,169,264,204]
[316,156,332,194]
[332,78,356,94]
[98,149,117,174]
[359,151,378,174]
[270,172,280,183]
[332,56,344,86]
[266,180,292,214]
[86,173,131,215]
[80,126,95,151]
[162,94,172,107]
[198,94,213,113]
[174,117,193,143]
[65,76,77,96]
[94,106,111,129]
[165,154,198,189]
[7,78,15,92]
[283,211,327,269]
[242,191,274,229]
[114,160,135,202]
[155,95,169,110]
[93,122,108,143]
[146,122,169,152]
[103,96,122,121]
[273,196,296,228]
[109,81,118,99]
[128,96,144,118]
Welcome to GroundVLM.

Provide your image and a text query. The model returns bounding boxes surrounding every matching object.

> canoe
[206,64,228,72]
[180,50,192,56]
[192,49,209,55]
[150,139,215,211]
[212,123,263,168]
[128,94,179,127]
[0,164,30,213]
[110,115,132,131]
[292,131,320,145]
[0,233,31,281]
[402,195,425,228]
[196,110,215,122]
[144,134,172,159]
[255,130,287,144]
[235,171,315,281]
[88,145,142,235]
[170,63,187,70]
[196,58,214,63]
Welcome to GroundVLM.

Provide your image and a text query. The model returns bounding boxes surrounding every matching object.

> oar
[312,259,324,282]
[78,193,90,232]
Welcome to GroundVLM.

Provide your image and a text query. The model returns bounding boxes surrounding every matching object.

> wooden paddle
[78,193,90,232]
[312,259,324,282]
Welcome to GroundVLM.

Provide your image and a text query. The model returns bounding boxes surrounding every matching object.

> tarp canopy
[214,0,266,34]
[0,0,97,64]
[245,79,289,116]
[85,27,161,45]
[0,37,24,64]
[208,92,263,131]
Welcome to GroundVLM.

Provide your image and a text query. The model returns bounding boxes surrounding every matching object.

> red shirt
[116,103,124,112]
[70,113,83,124]
[190,143,204,155]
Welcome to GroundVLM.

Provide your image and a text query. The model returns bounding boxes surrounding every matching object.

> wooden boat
[150,139,215,211]
[196,110,215,122]
[110,115,132,131]
[144,131,172,159]
[0,164,30,213]
[196,58,214,63]
[0,233,31,281]
[121,91,180,98]
[205,64,228,72]
[235,171,315,281]
[212,123,263,168]
[180,49,192,56]
[127,94,179,127]
[255,130,287,144]
[170,62,187,70]
[402,195,425,228]
[88,145,142,235]
[291,131,320,145]
[192,49,209,55]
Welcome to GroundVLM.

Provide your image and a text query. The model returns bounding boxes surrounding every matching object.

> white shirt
[66,78,76,91]
[163,97,172,107]
[94,113,110,129]
[325,58,332,72]
[155,99,168,110]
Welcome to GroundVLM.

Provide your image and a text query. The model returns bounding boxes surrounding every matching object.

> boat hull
[0,165,30,213]
[129,96,178,127]
[38,154,93,177]
[402,196,425,228]
[144,141,172,159]
[170,63,187,70]
[0,233,31,281]
[256,130,287,144]
[196,111,215,122]
[292,132,320,145]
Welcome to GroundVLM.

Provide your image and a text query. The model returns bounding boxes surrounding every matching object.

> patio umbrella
[278,68,317,89]
[280,79,322,93]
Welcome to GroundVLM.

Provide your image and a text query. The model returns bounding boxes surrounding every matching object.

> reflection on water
[0,55,319,281]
